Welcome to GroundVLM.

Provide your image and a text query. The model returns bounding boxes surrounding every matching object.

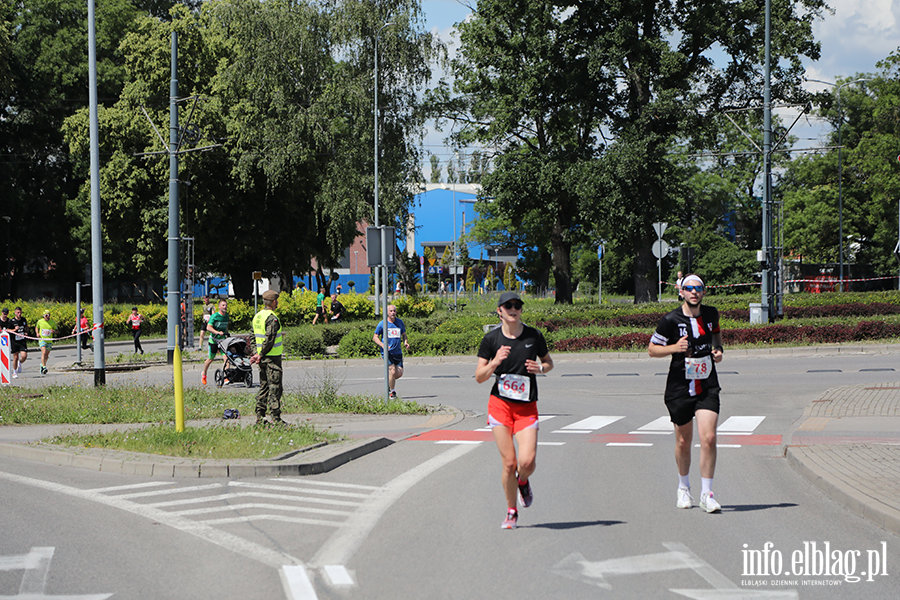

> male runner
[8,306,28,376]
[373,304,409,399]
[476,291,553,529]
[648,274,724,513]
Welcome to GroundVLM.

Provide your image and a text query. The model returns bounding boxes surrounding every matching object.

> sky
[418,0,900,170]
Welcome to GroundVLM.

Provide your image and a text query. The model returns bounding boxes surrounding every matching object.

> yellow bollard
[174,328,185,432]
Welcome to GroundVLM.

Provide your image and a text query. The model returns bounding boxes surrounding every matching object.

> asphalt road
[3,347,900,598]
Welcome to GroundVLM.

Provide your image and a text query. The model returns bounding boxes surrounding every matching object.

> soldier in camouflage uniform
[251,290,286,425]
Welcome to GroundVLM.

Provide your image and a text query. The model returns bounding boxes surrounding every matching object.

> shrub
[393,294,436,318]
[338,328,380,358]
[283,327,326,357]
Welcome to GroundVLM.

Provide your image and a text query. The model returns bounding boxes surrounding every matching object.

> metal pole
[598,245,602,305]
[761,0,773,322]
[452,184,458,308]
[374,23,393,317]
[838,90,844,293]
[75,283,82,364]
[166,31,181,364]
[380,227,390,401]
[87,0,105,384]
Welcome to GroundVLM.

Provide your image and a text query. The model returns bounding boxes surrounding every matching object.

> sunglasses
[682,285,704,292]
[502,301,524,310]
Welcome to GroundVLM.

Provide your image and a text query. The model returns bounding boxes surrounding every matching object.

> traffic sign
[652,239,670,259]
[652,222,668,238]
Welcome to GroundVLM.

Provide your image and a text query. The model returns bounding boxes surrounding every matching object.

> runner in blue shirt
[373,304,409,399]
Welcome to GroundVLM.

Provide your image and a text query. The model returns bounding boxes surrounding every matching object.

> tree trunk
[633,233,656,304]
[550,221,573,304]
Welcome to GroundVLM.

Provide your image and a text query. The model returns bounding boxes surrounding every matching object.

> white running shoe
[676,486,693,509]
[700,492,721,513]
[12,371,17,379]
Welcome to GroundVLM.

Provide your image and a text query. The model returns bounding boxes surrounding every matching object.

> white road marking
[0,546,113,600]
[280,565,317,600]
[555,416,624,432]
[718,416,765,433]
[607,442,653,447]
[148,491,363,509]
[322,565,353,586]
[538,442,566,446]
[114,483,225,499]
[202,515,343,527]
[435,440,483,444]
[260,479,379,491]
[310,443,479,581]
[85,481,175,493]
[172,502,353,518]
[0,470,302,570]
[631,416,673,435]
[553,542,797,598]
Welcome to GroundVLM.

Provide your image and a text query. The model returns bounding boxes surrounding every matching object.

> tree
[782,61,900,282]
[2,0,153,295]
[432,0,827,303]
[62,0,438,298]
[429,153,441,183]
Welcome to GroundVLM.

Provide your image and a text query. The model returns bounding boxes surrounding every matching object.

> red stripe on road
[407,430,493,442]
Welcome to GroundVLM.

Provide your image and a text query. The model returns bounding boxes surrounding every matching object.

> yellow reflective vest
[252,309,283,357]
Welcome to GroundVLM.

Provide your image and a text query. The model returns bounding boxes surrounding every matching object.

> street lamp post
[374,22,394,316]
[807,77,870,292]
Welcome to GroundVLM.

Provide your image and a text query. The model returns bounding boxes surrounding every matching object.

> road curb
[785,444,900,537]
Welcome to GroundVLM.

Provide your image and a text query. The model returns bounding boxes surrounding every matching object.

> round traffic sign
[652,239,670,259]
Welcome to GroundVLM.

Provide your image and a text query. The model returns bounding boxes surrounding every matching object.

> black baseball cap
[498,291,522,306]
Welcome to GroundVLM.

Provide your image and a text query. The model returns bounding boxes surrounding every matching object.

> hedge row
[553,320,900,352]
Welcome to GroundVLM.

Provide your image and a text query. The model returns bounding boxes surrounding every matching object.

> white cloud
[810,0,900,77]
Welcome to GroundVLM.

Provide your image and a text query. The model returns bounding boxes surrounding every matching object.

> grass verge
[44,421,341,460]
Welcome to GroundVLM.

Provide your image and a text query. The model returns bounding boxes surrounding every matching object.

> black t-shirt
[9,316,28,343]
[650,305,721,399]
[331,300,343,315]
[477,324,548,403]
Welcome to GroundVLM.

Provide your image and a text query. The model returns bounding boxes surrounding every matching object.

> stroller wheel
[245,371,253,388]
[214,369,224,388]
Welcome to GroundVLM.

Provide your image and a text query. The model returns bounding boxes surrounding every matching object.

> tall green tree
[782,60,900,280]
[63,0,437,297]
[432,0,826,303]
[1,0,156,295]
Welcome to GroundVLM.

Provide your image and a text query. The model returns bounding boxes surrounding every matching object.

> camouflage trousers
[256,355,283,418]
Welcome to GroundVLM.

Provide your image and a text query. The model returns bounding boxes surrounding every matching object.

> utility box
[749,302,768,324]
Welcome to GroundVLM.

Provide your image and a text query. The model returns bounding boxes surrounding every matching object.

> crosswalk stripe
[630,416,672,435]
[718,416,765,434]
[554,416,624,433]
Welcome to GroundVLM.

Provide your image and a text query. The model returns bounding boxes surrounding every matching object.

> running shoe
[11,372,17,379]
[16,364,21,373]
[700,491,721,513]
[389,390,397,399]
[223,378,230,385]
[676,486,693,509]
[517,479,533,508]
[40,366,47,375]
[501,510,518,530]
[201,374,207,385]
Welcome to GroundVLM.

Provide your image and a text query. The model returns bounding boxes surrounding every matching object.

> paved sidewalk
[0,408,464,479]
[786,381,900,535]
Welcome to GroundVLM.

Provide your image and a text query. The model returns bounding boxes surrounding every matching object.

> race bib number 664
[498,373,530,401]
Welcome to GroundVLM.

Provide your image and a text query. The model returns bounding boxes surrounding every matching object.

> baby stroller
[214,336,253,388]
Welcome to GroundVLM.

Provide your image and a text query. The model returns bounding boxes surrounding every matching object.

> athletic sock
[701,477,713,496]
[518,477,528,486]
[679,474,690,489]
